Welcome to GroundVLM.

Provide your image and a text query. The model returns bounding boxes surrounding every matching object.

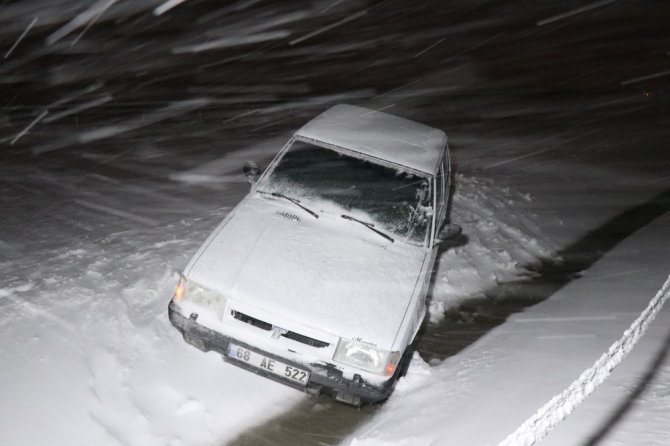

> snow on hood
[185,194,427,349]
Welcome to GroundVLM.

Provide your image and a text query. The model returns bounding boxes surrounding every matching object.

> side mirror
[243,161,261,184]
[437,223,462,241]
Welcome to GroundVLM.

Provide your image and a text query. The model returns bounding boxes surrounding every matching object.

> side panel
[401,251,435,347]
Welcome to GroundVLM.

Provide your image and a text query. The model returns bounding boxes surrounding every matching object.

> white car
[168,104,460,406]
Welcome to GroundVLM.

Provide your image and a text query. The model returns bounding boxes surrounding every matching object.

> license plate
[227,343,310,386]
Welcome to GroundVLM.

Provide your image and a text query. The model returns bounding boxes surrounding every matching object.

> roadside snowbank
[0,212,302,446]
[344,212,670,446]
[429,174,555,321]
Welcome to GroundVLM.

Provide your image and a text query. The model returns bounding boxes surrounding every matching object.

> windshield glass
[261,139,433,244]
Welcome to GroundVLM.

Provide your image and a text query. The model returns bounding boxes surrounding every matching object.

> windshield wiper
[341,214,394,243]
[259,191,319,219]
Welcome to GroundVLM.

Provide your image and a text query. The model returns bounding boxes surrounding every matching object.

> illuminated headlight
[333,339,400,376]
[174,275,227,319]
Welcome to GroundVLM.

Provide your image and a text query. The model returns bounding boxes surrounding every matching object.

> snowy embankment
[344,212,670,446]
[0,209,302,446]
[429,174,554,322]
[0,156,553,446]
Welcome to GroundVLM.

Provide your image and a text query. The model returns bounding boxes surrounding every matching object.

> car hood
[185,195,427,349]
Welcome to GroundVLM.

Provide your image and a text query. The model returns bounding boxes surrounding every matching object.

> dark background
[3,0,669,169]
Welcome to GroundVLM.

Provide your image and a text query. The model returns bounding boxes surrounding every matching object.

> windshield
[261,139,433,244]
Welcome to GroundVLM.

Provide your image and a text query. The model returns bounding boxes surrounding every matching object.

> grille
[231,310,329,348]
[231,310,272,330]
[283,331,329,348]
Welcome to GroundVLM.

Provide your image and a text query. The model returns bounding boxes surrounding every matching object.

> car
[168,104,461,406]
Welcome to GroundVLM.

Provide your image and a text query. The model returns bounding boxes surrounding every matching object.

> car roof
[294,104,447,175]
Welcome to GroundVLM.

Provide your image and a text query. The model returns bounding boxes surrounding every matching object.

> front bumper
[168,300,395,405]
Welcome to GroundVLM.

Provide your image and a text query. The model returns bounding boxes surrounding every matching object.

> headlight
[333,339,400,376]
[174,275,227,319]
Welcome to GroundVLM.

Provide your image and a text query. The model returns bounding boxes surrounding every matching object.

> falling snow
[1,1,669,446]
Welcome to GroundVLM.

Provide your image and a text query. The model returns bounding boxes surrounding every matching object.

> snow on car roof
[294,104,447,174]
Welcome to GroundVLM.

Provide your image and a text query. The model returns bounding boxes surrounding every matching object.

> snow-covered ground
[2,1,670,445]
[0,153,557,446]
[345,208,670,446]
[2,138,667,445]
[0,173,302,446]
